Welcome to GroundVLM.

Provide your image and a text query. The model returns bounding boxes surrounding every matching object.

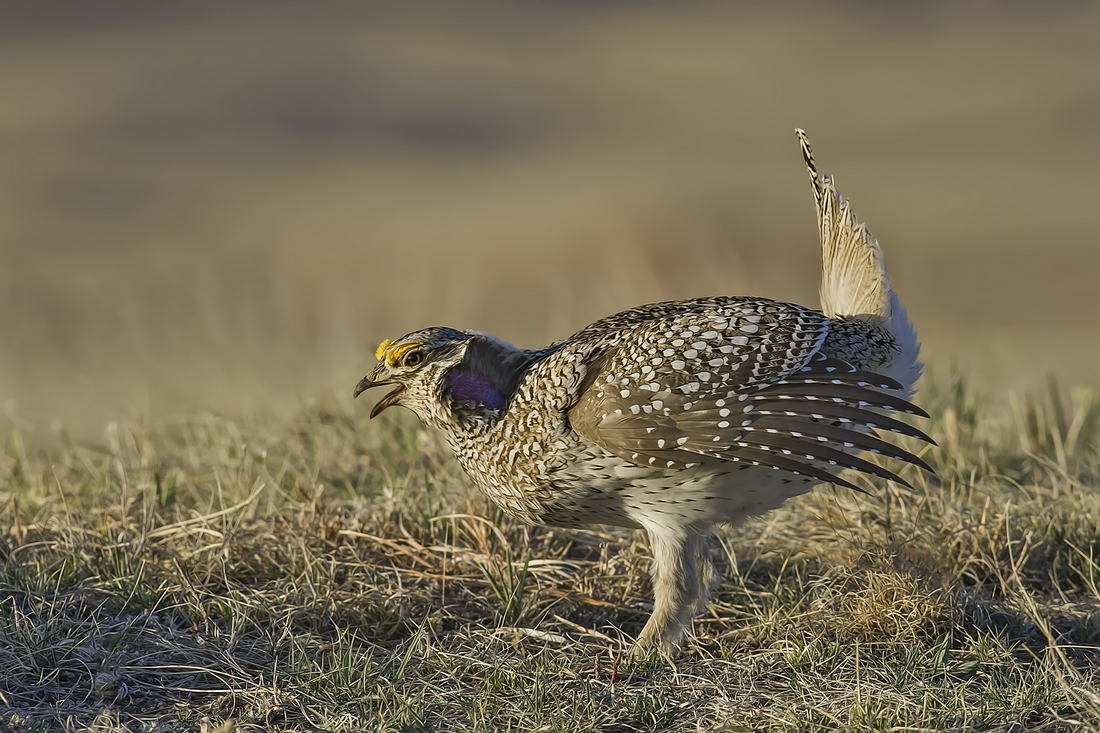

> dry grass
[3,376,1100,732]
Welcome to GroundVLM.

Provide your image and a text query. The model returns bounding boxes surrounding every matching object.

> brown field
[1,1,1099,438]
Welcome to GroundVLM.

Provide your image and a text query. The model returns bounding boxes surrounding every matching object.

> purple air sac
[449,372,505,411]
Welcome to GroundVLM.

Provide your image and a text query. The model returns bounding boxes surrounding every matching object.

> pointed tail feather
[796,129,923,394]
[797,128,891,320]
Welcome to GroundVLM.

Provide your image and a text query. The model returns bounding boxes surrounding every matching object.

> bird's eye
[403,351,424,368]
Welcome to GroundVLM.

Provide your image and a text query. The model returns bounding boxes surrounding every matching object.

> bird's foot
[632,616,688,659]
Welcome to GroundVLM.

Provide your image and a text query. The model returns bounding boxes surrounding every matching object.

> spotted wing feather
[732,415,935,473]
[746,400,934,443]
[568,299,933,491]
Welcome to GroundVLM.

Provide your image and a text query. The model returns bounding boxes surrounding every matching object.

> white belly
[539,450,819,531]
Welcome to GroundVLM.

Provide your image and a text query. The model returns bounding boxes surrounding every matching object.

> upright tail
[796,129,923,395]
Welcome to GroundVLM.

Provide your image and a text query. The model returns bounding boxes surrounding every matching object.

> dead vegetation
[2,376,1100,731]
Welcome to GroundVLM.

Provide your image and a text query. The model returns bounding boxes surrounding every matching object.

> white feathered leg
[634,523,705,656]
[692,532,718,614]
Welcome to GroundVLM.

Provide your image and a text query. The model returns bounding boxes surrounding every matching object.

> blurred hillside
[2,1,1098,440]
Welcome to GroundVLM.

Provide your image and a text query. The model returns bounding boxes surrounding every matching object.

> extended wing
[568,298,932,492]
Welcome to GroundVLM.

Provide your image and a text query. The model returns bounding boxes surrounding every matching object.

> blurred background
[2,1,1098,442]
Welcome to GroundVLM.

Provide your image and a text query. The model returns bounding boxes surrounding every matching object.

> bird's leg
[634,524,700,656]
[691,532,718,614]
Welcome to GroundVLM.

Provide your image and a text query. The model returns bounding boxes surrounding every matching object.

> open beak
[353,376,405,418]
